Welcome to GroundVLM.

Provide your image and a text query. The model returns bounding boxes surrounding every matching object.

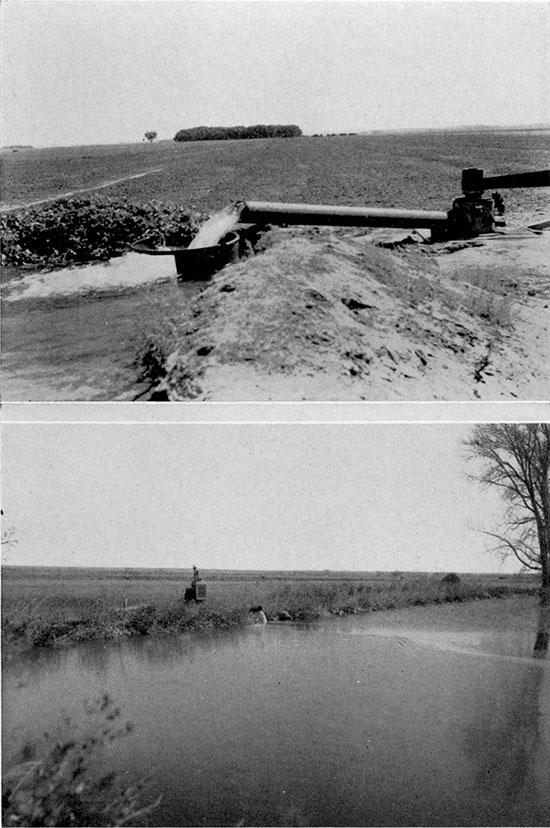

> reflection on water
[463,598,548,824]
[534,597,550,657]
[3,597,549,826]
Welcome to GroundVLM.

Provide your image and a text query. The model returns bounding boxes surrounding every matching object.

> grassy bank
[1,567,539,651]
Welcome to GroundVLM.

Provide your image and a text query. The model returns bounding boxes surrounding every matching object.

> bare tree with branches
[465,424,550,595]
[1,509,18,564]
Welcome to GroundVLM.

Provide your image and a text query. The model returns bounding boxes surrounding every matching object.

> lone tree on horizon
[465,424,549,595]
[144,131,157,143]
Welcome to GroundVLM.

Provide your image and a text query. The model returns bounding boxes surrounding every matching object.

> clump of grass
[132,311,184,391]
[2,694,160,827]
[2,597,125,649]
[121,599,248,636]
[364,246,515,331]
[1,595,250,649]
[446,267,515,328]
[133,333,173,389]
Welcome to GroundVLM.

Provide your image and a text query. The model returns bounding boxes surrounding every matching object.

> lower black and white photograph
[2,420,549,827]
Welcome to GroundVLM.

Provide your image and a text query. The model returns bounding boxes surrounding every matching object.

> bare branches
[465,424,550,590]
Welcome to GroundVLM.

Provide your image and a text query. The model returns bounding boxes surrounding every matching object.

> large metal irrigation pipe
[238,201,449,230]
[462,168,550,194]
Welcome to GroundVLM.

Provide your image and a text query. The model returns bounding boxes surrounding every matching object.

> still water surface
[3,597,549,826]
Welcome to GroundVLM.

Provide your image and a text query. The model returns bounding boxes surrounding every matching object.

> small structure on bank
[185,565,207,602]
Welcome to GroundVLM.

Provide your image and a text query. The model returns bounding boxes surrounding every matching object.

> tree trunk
[540,555,550,604]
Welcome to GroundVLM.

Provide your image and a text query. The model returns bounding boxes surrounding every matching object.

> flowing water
[1,254,203,400]
[187,205,241,249]
[2,207,243,400]
[3,597,549,826]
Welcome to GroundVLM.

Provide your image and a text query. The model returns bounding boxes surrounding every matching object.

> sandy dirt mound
[153,226,549,401]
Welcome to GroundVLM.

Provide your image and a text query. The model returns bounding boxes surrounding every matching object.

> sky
[1,422,517,573]
[1,1,549,148]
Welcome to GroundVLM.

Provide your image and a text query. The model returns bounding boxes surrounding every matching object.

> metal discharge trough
[131,232,240,280]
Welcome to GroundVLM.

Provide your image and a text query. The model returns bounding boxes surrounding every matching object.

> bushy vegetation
[1,593,250,650]
[0,197,201,269]
[263,575,537,619]
[1,569,539,651]
[2,694,160,827]
[174,124,302,142]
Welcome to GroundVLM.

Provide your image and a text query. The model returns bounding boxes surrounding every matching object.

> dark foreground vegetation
[0,198,201,269]
[173,124,302,141]
[1,567,539,651]
[3,694,160,827]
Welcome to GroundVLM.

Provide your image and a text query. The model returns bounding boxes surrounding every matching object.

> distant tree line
[173,124,303,142]
[311,133,358,137]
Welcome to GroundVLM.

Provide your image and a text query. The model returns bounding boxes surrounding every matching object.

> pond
[1,253,203,401]
[3,596,549,826]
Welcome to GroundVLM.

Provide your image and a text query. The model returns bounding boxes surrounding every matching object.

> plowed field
[2,130,549,220]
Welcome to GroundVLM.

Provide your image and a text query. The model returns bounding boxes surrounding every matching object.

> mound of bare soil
[149,225,549,401]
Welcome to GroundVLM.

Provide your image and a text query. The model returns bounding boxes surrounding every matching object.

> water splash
[188,204,241,249]
[4,252,176,302]
[4,204,242,303]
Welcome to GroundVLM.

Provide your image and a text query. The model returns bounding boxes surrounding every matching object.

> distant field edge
[0,167,163,214]
[1,564,537,581]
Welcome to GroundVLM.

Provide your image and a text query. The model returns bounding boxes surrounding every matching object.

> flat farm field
[2,130,549,219]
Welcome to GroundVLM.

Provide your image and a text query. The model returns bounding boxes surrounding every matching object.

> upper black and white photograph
[1,0,549,402]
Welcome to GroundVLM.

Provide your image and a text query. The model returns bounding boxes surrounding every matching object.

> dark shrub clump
[1,197,202,269]
[441,572,461,585]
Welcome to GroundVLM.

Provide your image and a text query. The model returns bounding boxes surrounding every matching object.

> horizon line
[4,122,549,152]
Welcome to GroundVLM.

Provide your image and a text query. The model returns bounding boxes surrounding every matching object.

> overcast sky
[1,1,548,148]
[1,422,516,573]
